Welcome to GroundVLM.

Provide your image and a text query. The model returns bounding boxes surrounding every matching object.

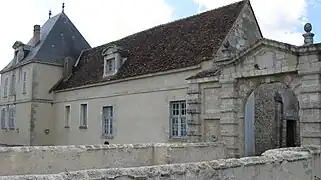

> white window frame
[3,78,8,97]
[8,105,15,129]
[10,73,16,95]
[1,107,6,129]
[64,105,71,128]
[104,57,116,74]
[169,100,187,138]
[102,106,114,137]
[22,72,27,94]
[79,103,88,128]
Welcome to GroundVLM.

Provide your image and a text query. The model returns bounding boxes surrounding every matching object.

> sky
[0,0,320,70]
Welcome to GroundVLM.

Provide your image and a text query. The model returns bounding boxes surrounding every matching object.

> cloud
[193,0,312,45]
[66,0,174,46]
[0,0,174,69]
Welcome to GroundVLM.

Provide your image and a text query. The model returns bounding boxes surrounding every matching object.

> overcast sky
[0,0,320,70]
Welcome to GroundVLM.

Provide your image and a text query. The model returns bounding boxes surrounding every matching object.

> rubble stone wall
[0,142,227,176]
[1,145,319,180]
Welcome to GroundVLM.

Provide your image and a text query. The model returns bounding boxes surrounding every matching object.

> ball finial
[223,40,230,48]
[304,23,312,33]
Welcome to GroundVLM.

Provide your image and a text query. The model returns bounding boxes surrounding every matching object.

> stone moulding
[186,89,200,95]
[187,98,201,104]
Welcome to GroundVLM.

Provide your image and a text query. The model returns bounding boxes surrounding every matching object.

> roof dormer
[12,41,31,64]
[102,44,128,77]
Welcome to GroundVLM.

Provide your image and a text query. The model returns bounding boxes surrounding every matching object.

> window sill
[79,126,88,129]
[101,135,114,139]
[103,71,117,78]
[169,137,188,142]
[8,128,15,130]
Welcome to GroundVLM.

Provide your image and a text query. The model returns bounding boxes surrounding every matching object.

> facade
[0,0,320,158]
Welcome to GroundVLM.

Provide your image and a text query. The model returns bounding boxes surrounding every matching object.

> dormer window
[105,58,116,73]
[12,41,31,64]
[102,44,128,77]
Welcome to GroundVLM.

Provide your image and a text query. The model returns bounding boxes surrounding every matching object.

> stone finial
[221,40,231,59]
[303,23,314,45]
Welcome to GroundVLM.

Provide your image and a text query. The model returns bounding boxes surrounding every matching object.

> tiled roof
[53,0,247,91]
[186,67,221,80]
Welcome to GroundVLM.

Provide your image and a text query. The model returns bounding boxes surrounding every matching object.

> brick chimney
[33,25,40,46]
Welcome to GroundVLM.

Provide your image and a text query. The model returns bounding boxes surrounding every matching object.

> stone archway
[243,82,300,156]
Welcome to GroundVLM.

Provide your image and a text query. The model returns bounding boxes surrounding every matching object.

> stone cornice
[215,38,299,67]
[215,39,321,68]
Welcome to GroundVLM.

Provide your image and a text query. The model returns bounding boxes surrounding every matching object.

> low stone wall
[2,145,320,180]
[0,142,227,176]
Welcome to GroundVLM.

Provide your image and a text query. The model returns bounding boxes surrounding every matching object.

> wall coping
[0,142,225,153]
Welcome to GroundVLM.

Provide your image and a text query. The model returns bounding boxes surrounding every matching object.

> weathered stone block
[301,123,321,137]
[220,124,238,136]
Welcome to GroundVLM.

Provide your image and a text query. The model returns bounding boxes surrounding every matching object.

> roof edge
[77,0,247,54]
[53,65,201,93]
[247,0,264,38]
[216,38,299,67]
[212,0,248,58]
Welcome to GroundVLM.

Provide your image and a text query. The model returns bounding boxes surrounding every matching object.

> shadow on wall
[244,82,300,156]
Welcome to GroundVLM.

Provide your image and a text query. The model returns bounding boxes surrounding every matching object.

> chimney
[33,25,40,46]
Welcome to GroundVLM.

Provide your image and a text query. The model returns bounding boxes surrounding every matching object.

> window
[170,101,187,138]
[104,58,115,73]
[10,73,16,95]
[80,104,88,127]
[3,78,8,97]
[1,107,6,129]
[22,72,27,94]
[8,105,15,129]
[102,106,113,136]
[65,105,71,128]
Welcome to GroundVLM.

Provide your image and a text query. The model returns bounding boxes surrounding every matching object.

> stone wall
[2,145,320,180]
[254,83,287,155]
[0,142,227,176]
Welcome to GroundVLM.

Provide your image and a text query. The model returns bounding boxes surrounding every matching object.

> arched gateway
[186,24,321,157]
[244,83,300,156]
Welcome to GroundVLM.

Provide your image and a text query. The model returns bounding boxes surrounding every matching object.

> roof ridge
[54,0,248,91]
[87,0,247,50]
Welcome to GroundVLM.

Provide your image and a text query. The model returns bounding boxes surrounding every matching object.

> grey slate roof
[1,12,91,72]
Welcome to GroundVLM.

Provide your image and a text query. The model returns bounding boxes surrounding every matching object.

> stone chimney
[33,25,40,46]
[302,23,314,46]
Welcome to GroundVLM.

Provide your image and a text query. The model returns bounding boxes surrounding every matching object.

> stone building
[0,0,320,158]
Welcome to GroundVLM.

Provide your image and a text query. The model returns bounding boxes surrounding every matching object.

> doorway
[244,83,300,156]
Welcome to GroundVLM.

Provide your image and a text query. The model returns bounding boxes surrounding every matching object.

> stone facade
[0,3,321,175]
[0,1,264,147]
[187,30,321,157]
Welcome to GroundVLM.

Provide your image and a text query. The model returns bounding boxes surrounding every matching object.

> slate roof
[1,12,91,72]
[53,0,247,91]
